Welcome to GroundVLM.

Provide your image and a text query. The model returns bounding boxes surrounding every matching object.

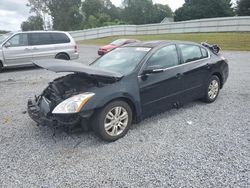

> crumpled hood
[33,59,123,81]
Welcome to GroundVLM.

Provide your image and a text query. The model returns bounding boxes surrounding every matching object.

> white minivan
[0,31,79,71]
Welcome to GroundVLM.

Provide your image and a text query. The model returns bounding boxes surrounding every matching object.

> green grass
[78,32,250,51]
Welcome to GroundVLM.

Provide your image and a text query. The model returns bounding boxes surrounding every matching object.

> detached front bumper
[27,98,93,128]
[28,99,47,124]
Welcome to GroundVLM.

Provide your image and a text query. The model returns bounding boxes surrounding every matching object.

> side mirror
[4,42,11,48]
[142,65,164,75]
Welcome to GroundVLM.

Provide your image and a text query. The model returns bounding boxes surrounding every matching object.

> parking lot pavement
[77,44,99,63]
[0,46,249,187]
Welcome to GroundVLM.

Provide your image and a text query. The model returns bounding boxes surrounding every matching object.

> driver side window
[7,34,28,47]
[147,45,179,69]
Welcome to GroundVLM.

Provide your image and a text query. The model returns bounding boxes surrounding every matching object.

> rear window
[201,47,209,58]
[51,33,70,44]
[179,44,208,63]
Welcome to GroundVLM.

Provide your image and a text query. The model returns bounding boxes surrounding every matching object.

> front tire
[92,100,132,142]
[203,75,220,103]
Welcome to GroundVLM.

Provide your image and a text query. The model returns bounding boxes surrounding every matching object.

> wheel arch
[55,52,70,60]
[101,97,140,123]
[212,72,223,89]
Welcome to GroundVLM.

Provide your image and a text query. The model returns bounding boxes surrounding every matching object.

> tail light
[221,55,228,63]
[74,45,78,53]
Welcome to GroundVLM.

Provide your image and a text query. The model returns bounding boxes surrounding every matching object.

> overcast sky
[0,0,186,31]
[0,0,236,31]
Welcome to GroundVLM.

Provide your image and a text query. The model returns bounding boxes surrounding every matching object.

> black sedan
[28,41,229,141]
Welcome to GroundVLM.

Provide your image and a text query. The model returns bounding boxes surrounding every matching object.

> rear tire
[92,100,132,142]
[203,75,220,103]
[55,53,70,60]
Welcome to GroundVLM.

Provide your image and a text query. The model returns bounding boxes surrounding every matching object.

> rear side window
[51,33,70,44]
[29,33,52,45]
[8,34,28,47]
[179,44,207,63]
[201,47,209,58]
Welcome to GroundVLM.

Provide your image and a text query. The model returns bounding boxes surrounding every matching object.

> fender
[81,91,142,122]
[208,59,228,88]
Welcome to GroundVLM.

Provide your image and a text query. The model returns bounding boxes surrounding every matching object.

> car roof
[114,38,138,41]
[125,40,201,48]
[12,30,68,34]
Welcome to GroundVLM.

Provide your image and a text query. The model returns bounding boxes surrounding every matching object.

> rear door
[139,45,184,118]
[2,33,32,66]
[29,33,56,61]
[50,33,72,56]
[177,44,211,102]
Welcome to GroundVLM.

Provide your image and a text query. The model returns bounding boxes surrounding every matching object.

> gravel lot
[0,45,249,187]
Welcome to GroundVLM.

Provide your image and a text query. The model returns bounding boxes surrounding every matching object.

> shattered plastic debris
[2,117,9,125]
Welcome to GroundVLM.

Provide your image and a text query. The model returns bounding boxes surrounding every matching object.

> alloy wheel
[208,80,219,100]
[104,106,129,136]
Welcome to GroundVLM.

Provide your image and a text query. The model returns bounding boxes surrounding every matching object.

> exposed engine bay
[42,74,97,110]
[28,73,108,128]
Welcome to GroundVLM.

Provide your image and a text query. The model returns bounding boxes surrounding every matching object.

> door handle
[33,47,39,50]
[176,73,183,79]
[24,48,31,51]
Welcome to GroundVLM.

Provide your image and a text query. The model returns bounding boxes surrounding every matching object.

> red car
[98,39,139,55]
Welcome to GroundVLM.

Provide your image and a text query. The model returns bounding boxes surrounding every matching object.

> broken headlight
[52,93,95,114]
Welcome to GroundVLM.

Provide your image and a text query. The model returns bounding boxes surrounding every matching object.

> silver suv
[0,31,79,71]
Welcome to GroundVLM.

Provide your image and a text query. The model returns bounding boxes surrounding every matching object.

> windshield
[110,39,127,46]
[0,33,13,44]
[91,47,151,75]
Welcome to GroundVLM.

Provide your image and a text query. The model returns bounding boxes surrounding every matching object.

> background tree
[27,0,49,29]
[122,0,173,24]
[86,15,100,28]
[25,0,174,30]
[82,0,103,19]
[175,0,234,21]
[236,0,250,16]
[151,4,173,23]
[21,16,43,31]
[122,0,154,24]
[48,0,83,31]
[81,0,121,28]
[103,0,122,21]
[0,30,9,34]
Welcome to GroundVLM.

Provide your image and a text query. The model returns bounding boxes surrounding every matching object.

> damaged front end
[27,59,123,129]
[28,73,97,128]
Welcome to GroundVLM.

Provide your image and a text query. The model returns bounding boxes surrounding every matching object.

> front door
[2,33,32,66]
[139,45,184,118]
